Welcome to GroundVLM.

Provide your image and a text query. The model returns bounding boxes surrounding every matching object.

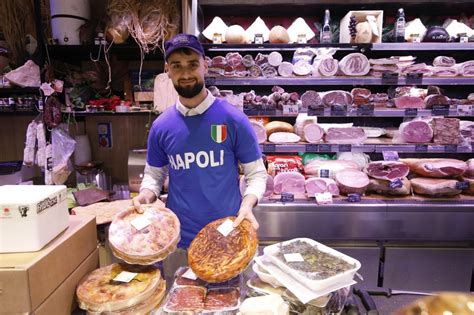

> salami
[432,117,460,144]
[301,90,322,109]
[262,65,278,78]
[317,57,339,77]
[44,96,62,129]
[268,51,283,67]
[339,53,370,76]
[255,53,268,66]
[188,217,258,283]
[277,62,294,77]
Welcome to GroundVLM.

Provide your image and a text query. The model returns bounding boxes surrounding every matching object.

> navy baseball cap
[164,33,205,60]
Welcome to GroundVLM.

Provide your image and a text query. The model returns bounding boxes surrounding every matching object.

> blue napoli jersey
[147,98,261,247]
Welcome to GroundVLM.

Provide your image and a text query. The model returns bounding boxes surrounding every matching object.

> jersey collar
[176,89,216,116]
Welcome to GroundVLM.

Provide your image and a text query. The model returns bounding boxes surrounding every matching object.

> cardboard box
[0,185,69,253]
[339,10,384,43]
[34,248,99,315]
[0,215,97,313]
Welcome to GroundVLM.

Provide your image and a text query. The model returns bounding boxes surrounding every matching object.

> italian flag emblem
[211,124,227,143]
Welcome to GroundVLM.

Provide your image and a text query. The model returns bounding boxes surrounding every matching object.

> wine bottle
[320,9,332,44]
[395,8,406,42]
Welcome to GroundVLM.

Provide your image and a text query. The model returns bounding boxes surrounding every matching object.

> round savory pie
[188,216,258,283]
[76,264,161,312]
[108,205,180,265]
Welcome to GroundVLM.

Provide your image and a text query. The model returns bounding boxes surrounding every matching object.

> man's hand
[233,194,259,230]
[132,188,158,213]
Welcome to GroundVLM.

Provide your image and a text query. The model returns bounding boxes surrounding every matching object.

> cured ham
[316,57,339,77]
[367,178,412,195]
[339,53,370,76]
[303,123,324,143]
[457,60,474,76]
[365,161,410,181]
[433,56,456,67]
[400,158,468,178]
[304,160,359,178]
[432,117,460,144]
[325,127,367,144]
[399,120,433,143]
[273,172,306,194]
[410,177,462,196]
[305,177,339,196]
[335,169,370,195]
[321,90,353,107]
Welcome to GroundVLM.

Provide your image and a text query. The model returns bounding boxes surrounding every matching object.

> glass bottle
[395,8,406,42]
[320,9,332,44]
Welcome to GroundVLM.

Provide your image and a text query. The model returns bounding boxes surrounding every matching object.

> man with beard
[132,33,267,282]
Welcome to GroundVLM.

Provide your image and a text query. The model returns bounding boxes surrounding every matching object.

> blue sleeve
[234,116,262,163]
[147,123,169,167]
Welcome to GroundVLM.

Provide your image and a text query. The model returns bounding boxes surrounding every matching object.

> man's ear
[164,63,170,79]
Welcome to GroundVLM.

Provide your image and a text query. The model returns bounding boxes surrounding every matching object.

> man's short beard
[174,81,204,98]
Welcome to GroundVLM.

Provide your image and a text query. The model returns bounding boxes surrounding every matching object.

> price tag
[456,181,469,190]
[212,33,223,44]
[205,77,216,86]
[389,178,403,189]
[305,144,319,152]
[330,105,347,116]
[415,144,428,152]
[283,104,299,115]
[182,268,198,280]
[307,107,325,116]
[263,144,276,152]
[318,144,332,152]
[347,193,361,203]
[412,36,421,43]
[315,192,333,204]
[130,216,151,231]
[456,105,473,116]
[254,34,264,44]
[444,144,458,153]
[383,151,399,161]
[280,192,295,202]
[338,144,352,152]
[297,34,307,44]
[357,104,375,116]
[217,219,234,237]
[381,72,399,85]
[432,104,450,116]
[406,73,423,85]
[113,271,138,283]
[404,108,418,116]
[460,36,469,43]
[284,253,305,262]
[319,169,330,178]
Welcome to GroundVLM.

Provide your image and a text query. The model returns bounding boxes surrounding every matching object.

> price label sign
[280,192,295,202]
[357,104,375,116]
[389,178,403,189]
[347,193,361,203]
[318,144,332,152]
[130,216,151,231]
[330,105,347,116]
[338,144,352,152]
[263,144,276,152]
[307,106,325,116]
[444,144,458,153]
[319,169,330,178]
[432,104,450,116]
[456,181,469,190]
[383,151,399,161]
[284,253,305,262]
[217,219,234,237]
[283,104,299,115]
[406,73,423,85]
[305,144,319,152]
[404,108,418,116]
[315,192,333,204]
[415,144,428,153]
[456,105,473,116]
[381,72,399,85]
[113,271,138,283]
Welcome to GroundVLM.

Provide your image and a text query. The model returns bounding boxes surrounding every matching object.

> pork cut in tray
[305,177,339,196]
[365,161,410,181]
[335,169,370,195]
[339,53,370,76]
[410,177,462,196]
[400,158,468,178]
[325,127,366,144]
[273,172,306,194]
[367,178,412,195]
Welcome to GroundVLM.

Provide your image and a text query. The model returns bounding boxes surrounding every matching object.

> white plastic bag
[51,124,76,184]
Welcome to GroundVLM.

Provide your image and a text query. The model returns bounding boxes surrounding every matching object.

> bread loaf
[264,121,294,137]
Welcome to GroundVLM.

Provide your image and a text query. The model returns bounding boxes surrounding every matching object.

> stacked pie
[76,263,165,313]
[108,205,180,265]
[188,216,258,283]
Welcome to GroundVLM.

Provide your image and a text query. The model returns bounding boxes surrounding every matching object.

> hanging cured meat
[188,216,258,283]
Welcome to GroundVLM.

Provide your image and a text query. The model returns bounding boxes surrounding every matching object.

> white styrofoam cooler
[0,185,69,253]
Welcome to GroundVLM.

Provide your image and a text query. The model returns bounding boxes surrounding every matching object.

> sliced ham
[394,96,425,109]
[335,170,370,195]
[339,53,370,76]
[367,178,411,196]
[432,118,460,145]
[273,172,306,194]
[430,66,458,77]
[305,177,339,196]
[410,177,462,196]
[269,132,301,144]
[325,127,367,144]
[278,62,294,77]
[321,90,353,107]
[399,120,433,143]
[317,57,339,77]
[304,160,359,178]
[300,90,322,109]
[365,161,410,181]
[240,174,274,198]
[250,120,267,144]
[433,56,456,67]
[400,158,468,178]
[464,159,474,178]
[303,123,324,143]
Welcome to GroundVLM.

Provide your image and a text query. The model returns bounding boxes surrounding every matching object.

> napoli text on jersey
[147,98,261,247]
